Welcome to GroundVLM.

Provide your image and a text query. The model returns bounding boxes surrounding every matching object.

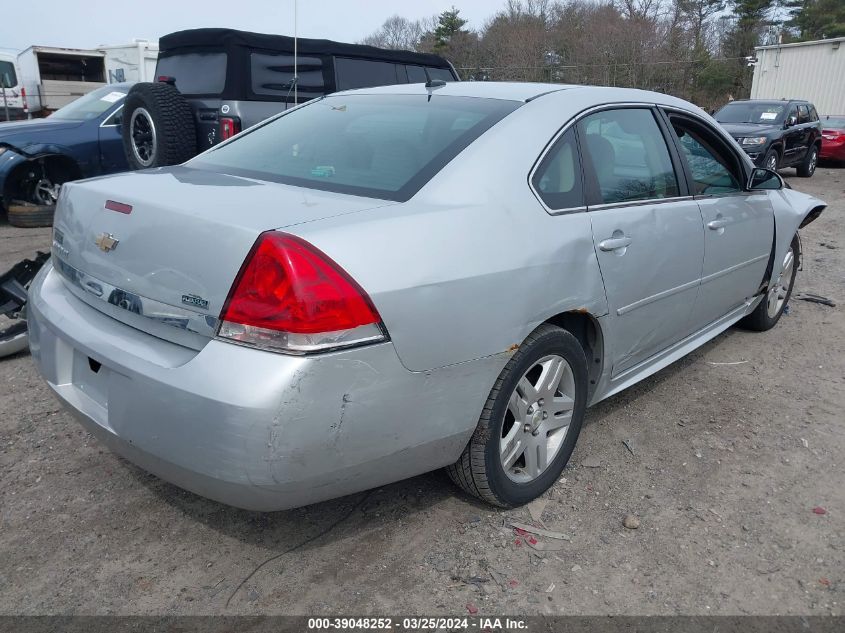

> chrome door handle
[598,236,633,251]
[707,218,729,230]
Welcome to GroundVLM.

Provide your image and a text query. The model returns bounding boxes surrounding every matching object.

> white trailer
[98,40,159,84]
[751,37,845,115]
[16,46,107,115]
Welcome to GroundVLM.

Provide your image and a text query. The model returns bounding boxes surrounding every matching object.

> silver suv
[121,28,459,170]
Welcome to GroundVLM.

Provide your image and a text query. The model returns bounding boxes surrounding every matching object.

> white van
[0,52,26,120]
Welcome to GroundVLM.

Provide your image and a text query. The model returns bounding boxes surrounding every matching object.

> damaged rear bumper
[28,263,494,511]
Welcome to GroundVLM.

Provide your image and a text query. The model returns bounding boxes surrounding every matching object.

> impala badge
[95,233,119,252]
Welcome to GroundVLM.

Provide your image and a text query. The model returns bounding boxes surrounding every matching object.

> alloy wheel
[500,354,576,483]
[130,107,157,168]
[766,153,778,171]
[766,246,795,318]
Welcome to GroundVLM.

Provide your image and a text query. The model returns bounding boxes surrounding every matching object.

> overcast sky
[1,0,499,53]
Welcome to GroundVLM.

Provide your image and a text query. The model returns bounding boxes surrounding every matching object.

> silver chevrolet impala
[28,82,826,511]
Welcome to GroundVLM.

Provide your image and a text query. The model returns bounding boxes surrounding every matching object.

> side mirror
[785,115,798,128]
[749,167,783,191]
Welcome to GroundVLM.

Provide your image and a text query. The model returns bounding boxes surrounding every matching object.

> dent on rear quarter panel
[291,91,610,372]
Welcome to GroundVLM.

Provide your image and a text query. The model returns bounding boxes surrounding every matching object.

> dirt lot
[0,168,842,616]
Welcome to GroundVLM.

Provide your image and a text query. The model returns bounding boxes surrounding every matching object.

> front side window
[532,128,583,210]
[671,117,742,195]
[251,54,324,99]
[426,67,455,82]
[0,60,18,87]
[190,94,519,202]
[798,104,810,123]
[578,108,678,204]
[155,52,227,95]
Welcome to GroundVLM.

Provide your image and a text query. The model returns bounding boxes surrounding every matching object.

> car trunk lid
[52,166,394,349]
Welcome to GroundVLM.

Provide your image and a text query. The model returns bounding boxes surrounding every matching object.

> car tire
[121,82,197,170]
[6,201,55,228]
[796,144,819,177]
[740,234,799,332]
[763,148,779,172]
[447,323,588,507]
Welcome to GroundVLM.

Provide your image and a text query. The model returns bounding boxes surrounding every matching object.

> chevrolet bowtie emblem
[95,233,119,252]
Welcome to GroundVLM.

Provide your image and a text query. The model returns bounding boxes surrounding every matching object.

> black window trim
[528,101,700,216]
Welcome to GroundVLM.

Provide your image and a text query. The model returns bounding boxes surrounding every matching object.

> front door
[579,107,705,376]
[97,106,127,174]
[666,112,774,328]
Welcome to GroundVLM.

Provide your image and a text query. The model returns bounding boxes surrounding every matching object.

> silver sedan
[28,82,826,510]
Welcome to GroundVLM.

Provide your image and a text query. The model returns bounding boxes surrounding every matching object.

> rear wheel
[740,234,799,331]
[796,145,818,177]
[447,324,588,507]
[121,82,197,170]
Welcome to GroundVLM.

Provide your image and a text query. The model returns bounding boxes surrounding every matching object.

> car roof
[334,81,705,110]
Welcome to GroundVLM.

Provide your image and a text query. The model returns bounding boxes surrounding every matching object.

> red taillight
[21,87,28,113]
[218,232,384,354]
[220,117,241,140]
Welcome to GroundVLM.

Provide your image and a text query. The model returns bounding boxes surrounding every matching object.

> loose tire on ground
[6,201,55,228]
[740,234,799,332]
[447,323,589,507]
[121,82,197,170]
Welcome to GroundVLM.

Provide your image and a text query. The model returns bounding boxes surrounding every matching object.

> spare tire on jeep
[121,82,197,170]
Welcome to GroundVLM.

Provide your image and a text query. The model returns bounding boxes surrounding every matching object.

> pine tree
[433,7,469,51]
[785,0,845,40]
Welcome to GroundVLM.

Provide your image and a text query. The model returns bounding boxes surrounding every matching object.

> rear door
[783,104,803,164]
[665,111,774,328]
[580,107,705,376]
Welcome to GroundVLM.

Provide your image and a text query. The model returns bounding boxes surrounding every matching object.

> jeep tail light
[218,232,386,354]
[220,117,241,140]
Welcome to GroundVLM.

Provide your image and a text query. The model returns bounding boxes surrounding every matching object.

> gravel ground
[0,167,843,616]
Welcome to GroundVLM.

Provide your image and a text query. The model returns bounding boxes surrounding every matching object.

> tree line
[361,0,845,110]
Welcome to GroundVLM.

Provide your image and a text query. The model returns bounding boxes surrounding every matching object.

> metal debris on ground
[706,360,749,366]
[794,293,836,307]
[622,439,635,456]
[526,498,548,524]
[508,521,571,541]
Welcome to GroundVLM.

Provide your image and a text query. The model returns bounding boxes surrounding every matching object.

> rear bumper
[820,141,845,160]
[28,263,495,510]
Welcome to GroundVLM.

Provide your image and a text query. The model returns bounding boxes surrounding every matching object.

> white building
[751,37,845,115]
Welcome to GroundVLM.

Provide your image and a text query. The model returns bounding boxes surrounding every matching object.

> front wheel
[740,234,799,331]
[447,324,588,507]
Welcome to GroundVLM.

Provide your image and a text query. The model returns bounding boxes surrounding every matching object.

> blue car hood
[0,118,84,146]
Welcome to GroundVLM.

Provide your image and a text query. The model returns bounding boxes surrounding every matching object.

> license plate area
[72,351,110,410]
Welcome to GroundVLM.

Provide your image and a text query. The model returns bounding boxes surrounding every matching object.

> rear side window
[156,53,227,95]
[578,108,679,204]
[532,128,584,210]
[190,94,519,202]
[251,53,324,99]
[0,60,18,87]
[809,105,819,122]
[335,58,404,90]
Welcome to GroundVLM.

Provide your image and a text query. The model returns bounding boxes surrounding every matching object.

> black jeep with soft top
[714,99,823,177]
[121,28,459,170]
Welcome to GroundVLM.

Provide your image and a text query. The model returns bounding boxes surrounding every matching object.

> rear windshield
[823,116,845,129]
[189,94,519,202]
[715,102,786,124]
[156,52,227,95]
[0,60,18,88]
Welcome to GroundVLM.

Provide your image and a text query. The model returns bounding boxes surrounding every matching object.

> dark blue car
[0,83,132,223]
